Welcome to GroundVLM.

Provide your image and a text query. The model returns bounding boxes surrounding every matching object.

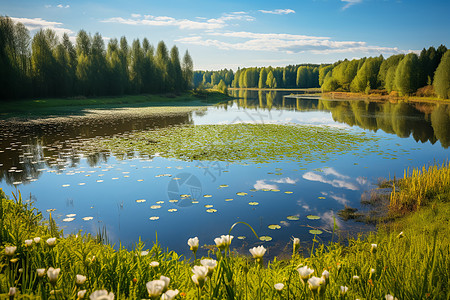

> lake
[1,90,449,258]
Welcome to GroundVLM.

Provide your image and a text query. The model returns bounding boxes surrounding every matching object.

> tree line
[196,45,449,99]
[0,16,194,101]
[194,64,320,91]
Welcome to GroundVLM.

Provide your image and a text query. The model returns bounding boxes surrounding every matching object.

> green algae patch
[83,124,382,163]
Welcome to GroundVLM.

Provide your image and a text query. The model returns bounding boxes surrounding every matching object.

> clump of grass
[390,162,450,213]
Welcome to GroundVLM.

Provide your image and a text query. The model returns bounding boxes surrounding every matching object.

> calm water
[1,90,450,258]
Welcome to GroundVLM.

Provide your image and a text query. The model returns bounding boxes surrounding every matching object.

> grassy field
[0,163,449,299]
[0,91,229,120]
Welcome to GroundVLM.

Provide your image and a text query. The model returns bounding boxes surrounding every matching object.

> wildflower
[76,274,87,286]
[47,267,61,284]
[397,232,404,239]
[192,265,208,288]
[370,268,376,275]
[46,237,57,247]
[5,246,17,256]
[249,245,266,259]
[150,261,160,268]
[78,290,87,299]
[353,275,360,281]
[146,280,165,298]
[293,237,300,253]
[132,278,137,284]
[34,237,41,244]
[25,239,33,247]
[89,290,114,300]
[187,237,199,254]
[214,235,233,251]
[19,268,23,273]
[8,287,16,296]
[274,283,284,291]
[340,286,348,294]
[160,276,170,292]
[200,258,217,276]
[370,243,377,254]
[37,268,46,277]
[161,289,179,300]
[308,276,324,293]
[297,266,314,284]
[321,270,330,285]
[140,251,149,256]
[385,294,398,300]
[10,258,18,263]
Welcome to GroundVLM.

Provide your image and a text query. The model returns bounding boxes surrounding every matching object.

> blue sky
[2,0,449,70]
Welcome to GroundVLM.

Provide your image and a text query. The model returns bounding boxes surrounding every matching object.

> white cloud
[341,0,363,10]
[259,9,296,15]
[102,12,254,31]
[56,4,70,8]
[10,17,74,38]
[45,5,52,8]
[176,31,405,56]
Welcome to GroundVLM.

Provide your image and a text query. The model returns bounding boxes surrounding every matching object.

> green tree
[155,40,170,92]
[182,50,194,89]
[350,56,383,93]
[394,53,420,96]
[258,68,267,88]
[433,50,450,99]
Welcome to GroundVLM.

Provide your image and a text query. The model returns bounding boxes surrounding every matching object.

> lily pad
[82,216,93,221]
[151,205,161,209]
[309,229,323,235]
[168,208,177,212]
[268,224,281,230]
[248,202,259,206]
[307,215,321,220]
[236,192,248,196]
[136,199,146,203]
[203,194,212,198]
[206,209,217,213]
[259,236,272,242]
[149,216,159,221]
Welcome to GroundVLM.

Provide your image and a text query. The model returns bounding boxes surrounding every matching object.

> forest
[196,45,450,99]
[0,16,194,101]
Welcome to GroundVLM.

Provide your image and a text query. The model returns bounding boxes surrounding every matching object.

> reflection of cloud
[320,211,344,230]
[356,176,367,185]
[341,0,362,10]
[254,180,278,190]
[280,221,290,227]
[330,194,349,206]
[253,177,298,190]
[297,200,311,211]
[302,168,359,190]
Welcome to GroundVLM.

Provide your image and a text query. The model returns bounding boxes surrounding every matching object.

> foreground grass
[0,91,229,119]
[1,162,449,299]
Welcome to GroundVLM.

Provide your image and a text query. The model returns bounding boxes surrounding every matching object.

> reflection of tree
[321,99,450,148]
[431,105,450,148]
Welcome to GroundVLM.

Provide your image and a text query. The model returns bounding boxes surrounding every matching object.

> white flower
[25,239,33,247]
[76,274,87,285]
[160,276,170,291]
[161,289,179,300]
[150,261,160,268]
[307,276,324,291]
[385,294,398,300]
[353,275,360,280]
[89,290,114,300]
[146,280,165,298]
[274,283,284,291]
[34,237,41,244]
[47,267,61,284]
[214,235,233,250]
[200,258,217,276]
[249,245,266,259]
[370,268,376,274]
[370,243,377,254]
[37,268,46,277]
[140,251,149,256]
[8,287,16,296]
[321,270,329,280]
[188,237,199,253]
[5,246,17,256]
[19,268,23,273]
[293,237,300,252]
[297,266,314,280]
[192,265,208,288]
[340,286,348,294]
[397,232,404,239]
[78,290,87,299]
[46,237,57,247]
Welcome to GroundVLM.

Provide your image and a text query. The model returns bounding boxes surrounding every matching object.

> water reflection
[0,113,194,185]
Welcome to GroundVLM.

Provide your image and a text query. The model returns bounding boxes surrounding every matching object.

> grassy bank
[322,91,449,103]
[1,163,449,299]
[0,91,230,120]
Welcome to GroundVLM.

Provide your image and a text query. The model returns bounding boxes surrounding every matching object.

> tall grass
[1,177,450,299]
[390,161,450,212]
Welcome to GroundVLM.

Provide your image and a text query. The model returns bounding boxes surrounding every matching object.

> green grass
[0,91,230,119]
[1,160,450,299]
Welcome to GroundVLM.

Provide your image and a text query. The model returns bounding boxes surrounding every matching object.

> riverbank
[0,91,230,122]
[322,91,449,103]
[1,163,449,299]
